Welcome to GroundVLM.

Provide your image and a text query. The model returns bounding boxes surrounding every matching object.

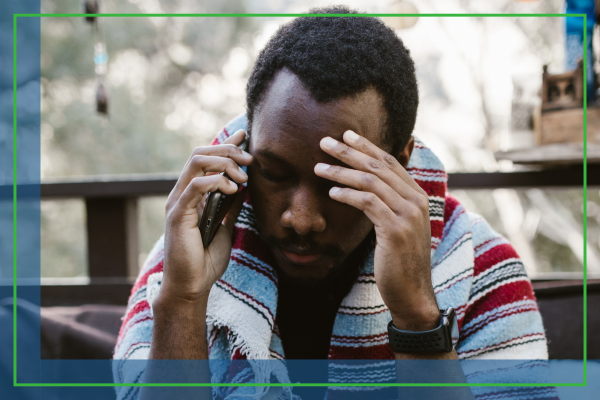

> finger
[183,129,250,171]
[167,130,251,212]
[168,155,248,211]
[342,131,425,195]
[319,137,421,203]
[314,163,407,215]
[328,187,398,229]
[170,175,239,224]
[223,129,248,145]
[221,190,245,237]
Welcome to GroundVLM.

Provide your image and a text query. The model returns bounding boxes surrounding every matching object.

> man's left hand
[315,130,440,331]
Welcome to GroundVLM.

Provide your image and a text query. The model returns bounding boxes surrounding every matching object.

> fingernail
[321,137,337,148]
[345,130,359,140]
[238,166,247,176]
[229,180,238,189]
[243,150,251,157]
[330,187,340,195]
[314,163,330,172]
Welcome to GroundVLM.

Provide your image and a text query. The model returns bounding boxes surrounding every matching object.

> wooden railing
[2,164,598,306]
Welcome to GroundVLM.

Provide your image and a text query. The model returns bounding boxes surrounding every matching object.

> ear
[396,136,415,169]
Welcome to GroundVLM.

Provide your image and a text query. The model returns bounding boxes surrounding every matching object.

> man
[113,7,553,400]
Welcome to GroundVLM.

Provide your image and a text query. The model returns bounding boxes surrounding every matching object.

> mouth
[278,246,323,264]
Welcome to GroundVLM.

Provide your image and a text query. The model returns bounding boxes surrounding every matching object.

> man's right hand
[143,130,251,369]
[160,129,253,304]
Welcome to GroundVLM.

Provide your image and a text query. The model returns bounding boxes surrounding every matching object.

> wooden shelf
[495,142,600,166]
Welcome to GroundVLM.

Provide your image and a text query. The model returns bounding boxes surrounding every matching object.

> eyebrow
[253,149,295,169]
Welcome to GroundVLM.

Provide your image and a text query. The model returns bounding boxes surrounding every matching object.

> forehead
[251,69,386,158]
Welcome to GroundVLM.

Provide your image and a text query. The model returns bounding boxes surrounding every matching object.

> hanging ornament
[85,0,109,116]
[94,42,109,115]
[96,82,108,114]
[83,0,99,24]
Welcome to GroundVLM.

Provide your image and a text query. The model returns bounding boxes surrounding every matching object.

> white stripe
[234,221,259,234]
[338,305,388,315]
[434,267,473,293]
[458,333,546,359]
[472,258,522,284]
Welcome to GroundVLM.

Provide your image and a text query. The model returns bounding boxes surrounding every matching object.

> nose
[280,185,326,236]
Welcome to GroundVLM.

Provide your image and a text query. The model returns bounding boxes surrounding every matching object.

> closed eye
[259,168,288,182]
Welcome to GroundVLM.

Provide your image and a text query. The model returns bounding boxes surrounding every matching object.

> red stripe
[231,347,248,360]
[461,281,537,329]
[443,194,461,224]
[210,137,220,146]
[142,249,164,271]
[408,167,447,174]
[131,259,164,294]
[328,343,394,359]
[473,243,520,276]
[118,302,152,341]
[121,299,151,327]
[430,219,444,243]
[414,180,446,197]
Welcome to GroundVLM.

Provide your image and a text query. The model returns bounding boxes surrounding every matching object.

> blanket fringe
[207,317,300,400]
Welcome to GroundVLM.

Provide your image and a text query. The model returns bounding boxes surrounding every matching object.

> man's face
[247,68,394,286]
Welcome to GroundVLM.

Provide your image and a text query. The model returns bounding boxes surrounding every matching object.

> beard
[258,228,376,290]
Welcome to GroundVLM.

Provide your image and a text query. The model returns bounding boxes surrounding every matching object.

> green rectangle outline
[12,12,588,388]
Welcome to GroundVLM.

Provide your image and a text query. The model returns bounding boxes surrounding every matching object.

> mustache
[260,233,345,259]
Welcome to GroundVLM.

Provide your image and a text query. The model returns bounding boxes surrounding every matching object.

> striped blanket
[113,114,556,399]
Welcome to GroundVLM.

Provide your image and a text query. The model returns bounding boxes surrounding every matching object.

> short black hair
[246,5,419,155]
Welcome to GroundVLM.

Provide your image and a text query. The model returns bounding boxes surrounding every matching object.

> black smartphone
[198,131,249,248]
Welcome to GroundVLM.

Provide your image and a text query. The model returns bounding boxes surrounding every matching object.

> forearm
[138,293,212,400]
[149,293,210,359]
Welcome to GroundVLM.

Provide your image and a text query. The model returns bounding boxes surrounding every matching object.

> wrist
[390,303,440,332]
[153,289,210,319]
[160,269,214,304]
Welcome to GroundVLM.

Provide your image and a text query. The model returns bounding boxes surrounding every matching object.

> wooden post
[85,197,139,278]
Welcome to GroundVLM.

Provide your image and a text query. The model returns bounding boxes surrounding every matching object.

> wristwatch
[387,307,459,353]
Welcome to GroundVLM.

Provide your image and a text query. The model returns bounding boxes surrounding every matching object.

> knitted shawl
[113,114,557,400]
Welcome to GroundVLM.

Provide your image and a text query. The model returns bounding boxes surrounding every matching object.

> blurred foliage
[40,199,87,278]
[138,195,168,271]
[41,0,256,179]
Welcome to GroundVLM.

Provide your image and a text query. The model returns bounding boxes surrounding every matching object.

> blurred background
[36,0,599,284]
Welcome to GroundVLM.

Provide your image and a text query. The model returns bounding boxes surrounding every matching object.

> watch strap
[387,309,453,353]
